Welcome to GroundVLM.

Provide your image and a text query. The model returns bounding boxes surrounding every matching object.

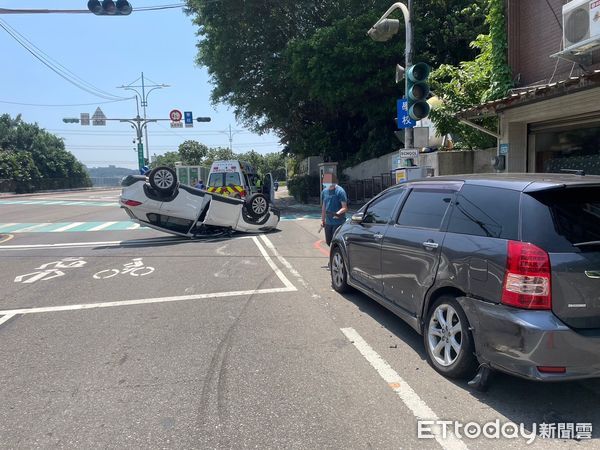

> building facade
[461,0,600,175]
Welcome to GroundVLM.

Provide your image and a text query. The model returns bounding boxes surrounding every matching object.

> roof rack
[560,169,586,176]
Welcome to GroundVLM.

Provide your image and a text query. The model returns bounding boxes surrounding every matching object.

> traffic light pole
[404,0,413,151]
[62,114,212,172]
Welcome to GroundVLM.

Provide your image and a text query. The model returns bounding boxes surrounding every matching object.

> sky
[0,1,283,169]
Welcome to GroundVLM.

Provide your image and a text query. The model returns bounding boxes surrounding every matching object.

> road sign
[170,122,183,128]
[80,113,90,126]
[397,98,416,129]
[137,143,144,171]
[169,109,183,122]
[399,149,419,159]
[92,107,106,126]
[184,111,194,128]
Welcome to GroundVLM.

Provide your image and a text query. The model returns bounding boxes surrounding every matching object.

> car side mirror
[351,212,364,223]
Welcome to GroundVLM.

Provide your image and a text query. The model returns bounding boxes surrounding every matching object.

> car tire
[149,166,177,195]
[245,193,269,219]
[424,296,477,379]
[331,247,351,293]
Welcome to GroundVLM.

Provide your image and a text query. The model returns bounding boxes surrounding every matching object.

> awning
[456,69,600,120]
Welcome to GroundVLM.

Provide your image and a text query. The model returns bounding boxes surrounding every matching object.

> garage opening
[529,115,600,175]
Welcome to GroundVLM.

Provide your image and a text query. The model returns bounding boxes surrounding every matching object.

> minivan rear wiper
[574,241,600,248]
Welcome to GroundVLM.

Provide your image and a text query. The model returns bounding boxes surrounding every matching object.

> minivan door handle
[422,240,439,250]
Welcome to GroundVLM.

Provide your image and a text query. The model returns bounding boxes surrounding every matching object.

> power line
[0,98,133,107]
[0,18,128,101]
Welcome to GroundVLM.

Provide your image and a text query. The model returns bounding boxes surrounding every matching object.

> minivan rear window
[522,187,600,253]
[447,185,520,240]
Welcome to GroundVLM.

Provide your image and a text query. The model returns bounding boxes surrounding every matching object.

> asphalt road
[1,188,599,449]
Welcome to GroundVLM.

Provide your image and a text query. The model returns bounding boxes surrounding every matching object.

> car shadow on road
[339,287,600,439]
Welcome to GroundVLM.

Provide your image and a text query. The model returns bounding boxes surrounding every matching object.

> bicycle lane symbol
[14,258,87,284]
[93,258,155,280]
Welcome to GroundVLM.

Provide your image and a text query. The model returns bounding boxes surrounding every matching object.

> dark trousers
[324,224,342,246]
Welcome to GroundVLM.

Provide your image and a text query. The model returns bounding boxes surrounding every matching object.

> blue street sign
[184,111,194,126]
[397,98,416,129]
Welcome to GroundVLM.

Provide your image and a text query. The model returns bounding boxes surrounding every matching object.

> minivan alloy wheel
[427,304,463,367]
[332,251,345,288]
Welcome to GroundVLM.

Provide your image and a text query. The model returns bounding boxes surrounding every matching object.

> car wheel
[424,297,477,379]
[246,193,269,219]
[331,247,351,293]
[149,166,177,195]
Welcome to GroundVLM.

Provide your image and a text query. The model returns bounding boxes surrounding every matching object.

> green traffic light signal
[406,62,431,121]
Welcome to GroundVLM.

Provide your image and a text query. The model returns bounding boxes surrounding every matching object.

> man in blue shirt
[321,177,348,247]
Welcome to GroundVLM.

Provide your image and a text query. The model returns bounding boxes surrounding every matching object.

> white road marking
[0,287,297,317]
[0,234,296,316]
[0,236,253,251]
[89,221,118,232]
[259,234,310,289]
[127,223,140,230]
[10,223,52,233]
[51,222,85,232]
[0,223,17,231]
[0,314,15,327]
[252,236,296,290]
[340,327,468,450]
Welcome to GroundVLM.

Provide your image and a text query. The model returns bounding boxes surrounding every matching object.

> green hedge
[287,174,320,203]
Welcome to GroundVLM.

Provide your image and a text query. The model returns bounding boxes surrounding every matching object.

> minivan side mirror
[351,212,365,223]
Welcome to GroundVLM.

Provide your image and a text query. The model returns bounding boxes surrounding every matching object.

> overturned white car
[119,166,280,237]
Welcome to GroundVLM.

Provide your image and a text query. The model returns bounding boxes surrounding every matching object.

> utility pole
[405,0,414,150]
[117,73,169,163]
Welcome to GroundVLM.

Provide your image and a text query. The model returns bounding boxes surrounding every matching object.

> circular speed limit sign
[169,109,183,122]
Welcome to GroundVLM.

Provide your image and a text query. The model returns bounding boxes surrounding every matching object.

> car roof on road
[403,173,600,192]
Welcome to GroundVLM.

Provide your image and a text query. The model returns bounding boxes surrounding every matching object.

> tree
[151,151,181,169]
[178,140,209,165]
[185,0,489,166]
[0,114,91,192]
[428,0,512,149]
[203,147,236,166]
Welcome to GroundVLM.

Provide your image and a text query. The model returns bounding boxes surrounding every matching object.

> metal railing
[0,178,93,194]
[340,172,397,204]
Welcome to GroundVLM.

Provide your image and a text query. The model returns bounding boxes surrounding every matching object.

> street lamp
[117,72,169,162]
[368,1,414,150]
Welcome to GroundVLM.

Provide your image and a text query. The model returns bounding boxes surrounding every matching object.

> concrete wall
[343,149,497,180]
[343,152,397,180]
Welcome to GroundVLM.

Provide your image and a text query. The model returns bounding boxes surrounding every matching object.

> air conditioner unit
[563,0,600,52]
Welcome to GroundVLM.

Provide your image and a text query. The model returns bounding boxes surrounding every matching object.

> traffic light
[63,118,80,124]
[406,62,431,121]
[88,0,132,16]
[196,117,212,122]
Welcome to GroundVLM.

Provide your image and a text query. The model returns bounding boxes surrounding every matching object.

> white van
[207,160,275,203]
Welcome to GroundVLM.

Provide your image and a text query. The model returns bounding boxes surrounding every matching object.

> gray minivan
[330,174,600,382]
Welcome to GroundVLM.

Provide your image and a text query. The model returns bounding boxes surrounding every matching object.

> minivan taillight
[502,241,552,310]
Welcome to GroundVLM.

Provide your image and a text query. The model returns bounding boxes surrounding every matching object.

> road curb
[0,187,117,199]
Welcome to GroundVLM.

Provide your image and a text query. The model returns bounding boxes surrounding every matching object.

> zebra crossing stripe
[88,221,118,231]
[11,223,53,233]
[51,222,86,232]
